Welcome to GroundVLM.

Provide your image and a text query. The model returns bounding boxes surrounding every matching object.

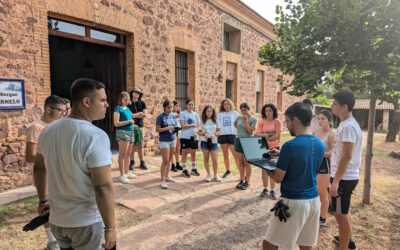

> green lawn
[190,132,294,175]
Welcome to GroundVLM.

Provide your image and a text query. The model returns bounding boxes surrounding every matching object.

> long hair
[201,105,217,124]
[118,91,131,106]
[318,109,333,128]
[219,98,235,112]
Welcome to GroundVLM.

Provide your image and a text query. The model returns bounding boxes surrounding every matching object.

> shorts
[234,137,243,153]
[318,158,330,174]
[180,138,199,150]
[134,127,145,146]
[50,222,104,250]
[265,197,320,250]
[160,139,177,149]
[201,141,218,151]
[116,129,135,143]
[330,177,358,214]
[218,134,235,145]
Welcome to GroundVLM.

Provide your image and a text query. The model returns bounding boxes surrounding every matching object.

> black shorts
[330,177,358,214]
[318,158,330,174]
[180,138,199,150]
[218,134,236,145]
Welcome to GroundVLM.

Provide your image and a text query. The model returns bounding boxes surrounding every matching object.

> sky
[241,0,287,24]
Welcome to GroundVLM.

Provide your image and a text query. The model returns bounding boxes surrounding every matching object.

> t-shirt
[26,120,47,143]
[256,119,282,149]
[331,117,362,180]
[217,111,239,135]
[156,112,177,142]
[179,110,200,140]
[276,135,325,200]
[199,119,221,143]
[235,116,258,137]
[129,100,147,128]
[114,105,134,131]
[171,112,181,128]
[36,117,112,228]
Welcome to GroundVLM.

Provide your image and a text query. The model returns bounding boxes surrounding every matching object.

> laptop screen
[239,137,270,160]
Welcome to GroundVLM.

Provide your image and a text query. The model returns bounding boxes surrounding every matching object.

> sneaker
[205,174,211,182]
[47,241,60,250]
[333,236,357,250]
[160,181,168,189]
[239,182,249,190]
[140,161,148,170]
[191,168,200,176]
[126,172,137,179]
[165,176,176,182]
[319,217,327,227]
[176,163,183,170]
[214,175,222,182]
[260,188,268,197]
[129,160,135,171]
[119,175,130,184]
[171,164,178,172]
[183,169,191,178]
[236,180,244,189]
[222,170,231,178]
[270,190,277,200]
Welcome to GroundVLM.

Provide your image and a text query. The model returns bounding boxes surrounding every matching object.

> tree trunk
[363,97,376,205]
[385,100,400,142]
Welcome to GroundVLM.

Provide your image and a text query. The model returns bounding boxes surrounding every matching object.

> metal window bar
[175,51,188,109]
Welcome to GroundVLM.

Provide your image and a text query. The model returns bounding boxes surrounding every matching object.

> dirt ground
[0,134,399,249]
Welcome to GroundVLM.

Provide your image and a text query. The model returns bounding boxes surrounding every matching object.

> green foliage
[312,96,331,106]
[258,0,400,102]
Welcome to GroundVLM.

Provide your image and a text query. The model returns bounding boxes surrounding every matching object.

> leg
[211,150,219,176]
[262,170,269,187]
[160,147,170,181]
[203,150,210,175]
[118,141,129,176]
[299,246,314,250]
[244,161,252,183]
[220,144,230,171]
[165,146,174,177]
[124,143,134,174]
[175,135,180,164]
[262,240,278,250]
[181,149,188,165]
[236,153,245,181]
[317,174,330,220]
[229,144,240,170]
[270,178,276,190]
[335,213,352,250]
[190,148,197,168]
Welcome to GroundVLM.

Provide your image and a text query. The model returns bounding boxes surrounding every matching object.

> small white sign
[0,79,26,110]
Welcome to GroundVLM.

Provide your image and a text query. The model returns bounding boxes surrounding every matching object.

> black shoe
[176,163,183,170]
[333,235,357,250]
[270,190,277,200]
[191,168,200,176]
[140,161,148,170]
[129,160,135,171]
[319,216,326,227]
[236,180,244,189]
[260,188,268,197]
[239,182,249,190]
[171,164,177,172]
[222,170,231,178]
[183,169,191,178]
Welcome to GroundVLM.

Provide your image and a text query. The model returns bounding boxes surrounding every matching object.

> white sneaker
[47,241,60,250]
[214,174,222,182]
[119,175,130,184]
[160,181,168,189]
[205,174,211,182]
[126,172,137,179]
[165,176,176,182]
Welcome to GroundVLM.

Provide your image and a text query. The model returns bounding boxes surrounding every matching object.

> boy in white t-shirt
[330,91,362,250]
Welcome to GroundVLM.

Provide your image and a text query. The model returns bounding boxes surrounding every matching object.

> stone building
[0,0,301,191]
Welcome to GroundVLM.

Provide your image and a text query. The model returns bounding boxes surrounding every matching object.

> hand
[168,126,175,131]
[243,115,249,122]
[136,112,144,118]
[330,181,339,197]
[211,134,216,139]
[102,230,117,250]
[38,201,50,216]
[270,148,280,156]
[134,124,139,130]
[129,119,135,124]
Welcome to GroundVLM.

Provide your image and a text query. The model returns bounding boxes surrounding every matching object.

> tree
[259,0,400,204]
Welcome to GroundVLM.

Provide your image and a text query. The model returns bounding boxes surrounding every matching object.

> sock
[191,161,196,169]
[45,227,56,242]
[182,163,187,170]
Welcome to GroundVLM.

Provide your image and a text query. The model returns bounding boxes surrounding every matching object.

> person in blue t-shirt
[263,102,325,250]
[156,100,178,189]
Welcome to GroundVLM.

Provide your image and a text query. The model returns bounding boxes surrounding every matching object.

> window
[48,19,85,36]
[223,23,241,54]
[175,51,188,109]
[226,79,233,100]
[90,29,121,43]
[256,71,263,113]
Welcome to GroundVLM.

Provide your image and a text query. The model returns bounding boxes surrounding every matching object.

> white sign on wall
[0,79,26,110]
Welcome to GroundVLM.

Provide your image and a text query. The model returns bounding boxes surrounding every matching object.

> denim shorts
[116,129,135,143]
[201,141,218,151]
[160,139,177,149]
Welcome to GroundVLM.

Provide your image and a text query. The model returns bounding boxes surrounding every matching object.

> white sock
[192,162,196,169]
[45,227,56,242]
[182,163,187,170]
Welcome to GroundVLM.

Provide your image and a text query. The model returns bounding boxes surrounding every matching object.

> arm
[156,124,174,133]
[266,167,286,183]
[26,142,37,163]
[324,133,335,158]
[244,118,256,134]
[113,112,134,127]
[267,120,282,141]
[89,165,117,249]
[180,120,195,129]
[330,142,354,197]
[33,153,49,215]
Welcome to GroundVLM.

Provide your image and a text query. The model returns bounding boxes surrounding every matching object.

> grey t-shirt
[235,116,258,137]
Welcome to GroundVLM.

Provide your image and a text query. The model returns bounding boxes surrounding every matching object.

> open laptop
[239,137,277,171]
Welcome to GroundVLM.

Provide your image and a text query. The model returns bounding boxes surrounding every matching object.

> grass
[0,196,37,226]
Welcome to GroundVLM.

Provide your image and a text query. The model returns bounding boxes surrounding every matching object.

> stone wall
[0,0,302,191]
